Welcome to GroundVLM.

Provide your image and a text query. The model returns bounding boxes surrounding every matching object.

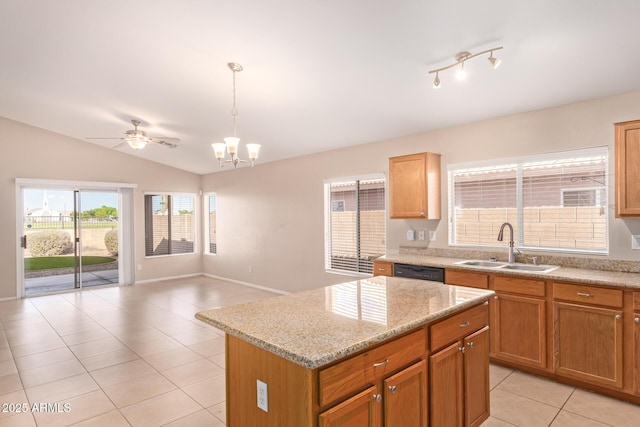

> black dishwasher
[393,263,445,282]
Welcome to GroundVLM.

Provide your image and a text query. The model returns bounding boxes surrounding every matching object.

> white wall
[202,90,640,293]
[0,118,202,299]
[3,89,640,298]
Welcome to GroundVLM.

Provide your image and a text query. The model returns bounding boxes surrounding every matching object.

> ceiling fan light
[212,143,226,159]
[126,134,148,149]
[433,72,441,89]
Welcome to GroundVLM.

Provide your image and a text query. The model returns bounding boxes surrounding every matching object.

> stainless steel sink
[455,260,507,268]
[498,264,559,273]
[455,259,559,273]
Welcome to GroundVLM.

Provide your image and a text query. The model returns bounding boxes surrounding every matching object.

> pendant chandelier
[212,62,261,168]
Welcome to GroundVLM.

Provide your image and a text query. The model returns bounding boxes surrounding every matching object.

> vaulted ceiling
[2,1,640,174]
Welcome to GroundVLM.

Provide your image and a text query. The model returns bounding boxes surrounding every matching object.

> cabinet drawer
[553,282,622,308]
[430,303,489,351]
[445,269,489,289]
[372,261,393,277]
[493,275,545,297]
[318,328,426,408]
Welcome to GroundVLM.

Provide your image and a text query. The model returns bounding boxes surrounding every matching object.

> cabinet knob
[388,385,397,394]
[467,341,475,349]
[615,314,622,320]
[373,394,382,403]
[459,346,465,353]
[635,317,640,323]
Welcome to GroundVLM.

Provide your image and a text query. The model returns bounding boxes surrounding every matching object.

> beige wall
[202,90,640,293]
[0,118,202,299]
[3,90,640,298]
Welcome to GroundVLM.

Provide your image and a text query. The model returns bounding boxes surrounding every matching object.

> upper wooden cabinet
[615,120,640,217]
[389,152,441,219]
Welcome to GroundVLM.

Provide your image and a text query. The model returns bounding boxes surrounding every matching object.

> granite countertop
[195,276,493,369]
[379,254,640,289]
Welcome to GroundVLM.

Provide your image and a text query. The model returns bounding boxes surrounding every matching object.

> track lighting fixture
[428,46,503,89]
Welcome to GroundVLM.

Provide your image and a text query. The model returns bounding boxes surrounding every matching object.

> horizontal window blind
[144,194,195,256]
[449,148,608,253]
[325,176,386,274]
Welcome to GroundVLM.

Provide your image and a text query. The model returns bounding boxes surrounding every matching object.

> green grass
[25,256,116,271]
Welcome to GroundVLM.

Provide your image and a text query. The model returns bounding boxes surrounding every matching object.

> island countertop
[195,276,493,369]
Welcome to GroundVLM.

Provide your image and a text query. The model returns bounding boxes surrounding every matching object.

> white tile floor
[1,276,639,426]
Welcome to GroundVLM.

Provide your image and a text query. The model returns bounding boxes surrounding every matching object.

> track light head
[488,52,502,69]
[455,61,467,80]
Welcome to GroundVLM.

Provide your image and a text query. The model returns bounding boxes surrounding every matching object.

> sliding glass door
[22,188,119,295]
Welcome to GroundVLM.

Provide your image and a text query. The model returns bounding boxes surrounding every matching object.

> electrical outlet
[257,379,268,412]
[418,230,425,241]
[632,235,640,250]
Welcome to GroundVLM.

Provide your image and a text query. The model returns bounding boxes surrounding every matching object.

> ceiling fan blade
[112,141,128,149]
[151,140,179,149]
[148,136,180,143]
[86,137,124,140]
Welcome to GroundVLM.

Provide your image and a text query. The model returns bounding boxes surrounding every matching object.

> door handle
[21,235,27,249]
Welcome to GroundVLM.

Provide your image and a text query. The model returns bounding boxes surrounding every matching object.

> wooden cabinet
[372,260,393,277]
[490,275,547,369]
[383,360,428,427]
[430,303,490,427]
[633,292,640,395]
[615,120,640,217]
[445,269,489,289]
[319,386,380,427]
[389,152,441,219]
[553,282,624,389]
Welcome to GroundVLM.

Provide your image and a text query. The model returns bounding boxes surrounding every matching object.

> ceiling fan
[87,119,180,150]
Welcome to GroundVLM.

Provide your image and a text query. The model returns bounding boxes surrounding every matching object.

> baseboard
[203,273,290,295]
[134,273,202,285]
[0,296,17,301]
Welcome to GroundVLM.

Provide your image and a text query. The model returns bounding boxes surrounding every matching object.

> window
[449,147,608,253]
[324,175,386,274]
[144,193,195,256]
[205,193,217,254]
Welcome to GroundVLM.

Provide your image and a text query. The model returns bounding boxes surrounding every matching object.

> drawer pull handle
[377,268,385,271]
[577,292,594,297]
[460,321,470,328]
[373,393,382,403]
[388,385,397,394]
[373,358,389,367]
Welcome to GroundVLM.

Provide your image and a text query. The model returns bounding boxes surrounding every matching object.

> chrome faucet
[497,222,519,263]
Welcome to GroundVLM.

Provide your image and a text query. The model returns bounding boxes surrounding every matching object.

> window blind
[144,193,195,256]
[324,176,386,274]
[449,148,608,253]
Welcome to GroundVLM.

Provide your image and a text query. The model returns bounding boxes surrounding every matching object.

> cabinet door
[491,293,546,369]
[464,327,490,427]
[372,261,393,277]
[389,153,441,219]
[554,302,623,388]
[635,313,640,395]
[383,360,428,427]
[319,386,381,427]
[615,120,640,217]
[430,341,463,427]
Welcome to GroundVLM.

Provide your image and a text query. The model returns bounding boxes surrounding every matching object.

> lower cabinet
[430,302,490,427]
[490,276,547,369]
[553,300,623,389]
[319,360,428,427]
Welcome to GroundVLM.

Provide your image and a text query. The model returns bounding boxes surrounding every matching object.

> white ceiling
[2,1,640,175]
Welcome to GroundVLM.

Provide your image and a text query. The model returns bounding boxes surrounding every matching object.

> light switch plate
[418,230,425,241]
[429,230,437,241]
[632,235,640,250]
[406,229,415,241]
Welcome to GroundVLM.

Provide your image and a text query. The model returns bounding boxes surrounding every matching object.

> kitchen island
[196,276,494,426]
